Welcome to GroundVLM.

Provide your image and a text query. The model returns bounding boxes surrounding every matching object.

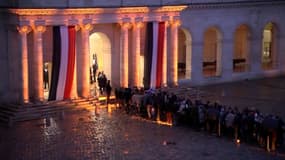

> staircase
[0,97,99,127]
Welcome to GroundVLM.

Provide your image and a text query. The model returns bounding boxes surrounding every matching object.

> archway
[233,24,250,73]
[89,32,112,84]
[178,28,192,80]
[203,27,222,77]
[262,22,277,70]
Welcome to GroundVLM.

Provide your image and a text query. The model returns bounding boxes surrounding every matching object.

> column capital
[120,22,132,30]
[170,19,181,27]
[133,21,144,29]
[80,23,93,31]
[75,25,81,31]
[33,25,46,33]
[164,21,170,27]
[17,25,31,34]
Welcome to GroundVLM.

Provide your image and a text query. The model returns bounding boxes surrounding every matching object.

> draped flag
[48,26,76,101]
[144,22,165,89]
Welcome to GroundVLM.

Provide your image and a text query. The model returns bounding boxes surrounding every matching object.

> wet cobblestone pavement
[0,106,284,160]
[1,76,285,160]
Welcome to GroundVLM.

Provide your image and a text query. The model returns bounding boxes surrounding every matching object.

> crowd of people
[113,87,285,152]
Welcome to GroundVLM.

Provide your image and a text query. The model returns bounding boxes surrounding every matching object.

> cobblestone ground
[0,76,285,160]
[0,107,284,160]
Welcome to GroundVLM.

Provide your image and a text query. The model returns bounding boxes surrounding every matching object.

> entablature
[8,5,187,26]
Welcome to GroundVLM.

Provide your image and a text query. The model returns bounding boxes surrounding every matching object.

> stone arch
[233,24,251,72]
[89,32,112,82]
[178,27,192,80]
[262,22,278,70]
[203,26,222,77]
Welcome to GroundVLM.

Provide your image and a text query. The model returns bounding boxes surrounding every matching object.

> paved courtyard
[1,76,285,160]
[194,76,285,121]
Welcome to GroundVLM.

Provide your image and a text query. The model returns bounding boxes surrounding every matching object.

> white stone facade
[0,0,284,103]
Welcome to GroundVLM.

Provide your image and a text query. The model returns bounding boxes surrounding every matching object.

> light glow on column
[170,20,180,86]
[33,25,46,101]
[120,22,131,88]
[18,26,31,103]
[80,24,93,98]
[132,22,143,87]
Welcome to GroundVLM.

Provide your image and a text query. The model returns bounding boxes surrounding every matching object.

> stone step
[0,98,101,125]
[0,104,19,113]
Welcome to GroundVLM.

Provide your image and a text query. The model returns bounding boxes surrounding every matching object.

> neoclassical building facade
[0,0,285,104]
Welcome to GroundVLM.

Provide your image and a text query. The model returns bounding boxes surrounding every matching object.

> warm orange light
[154,6,187,13]
[170,19,181,27]
[116,7,149,14]
[81,23,93,31]
[17,25,31,34]
[134,21,144,28]
[156,120,173,126]
[9,8,105,16]
[120,22,132,29]
[236,139,240,144]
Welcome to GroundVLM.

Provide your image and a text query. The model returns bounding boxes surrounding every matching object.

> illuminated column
[120,22,131,88]
[79,24,92,98]
[168,20,180,87]
[17,26,31,103]
[162,22,168,87]
[132,22,143,87]
[33,25,46,102]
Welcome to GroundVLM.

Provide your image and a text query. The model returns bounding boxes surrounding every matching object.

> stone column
[17,26,31,103]
[120,22,131,88]
[33,25,46,102]
[132,22,143,87]
[78,24,92,98]
[162,22,168,87]
[168,20,180,86]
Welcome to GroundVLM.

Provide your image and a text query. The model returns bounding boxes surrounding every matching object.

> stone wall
[180,4,285,85]
[0,14,9,102]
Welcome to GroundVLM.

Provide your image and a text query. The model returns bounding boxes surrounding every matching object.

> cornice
[187,0,285,9]
[9,5,187,16]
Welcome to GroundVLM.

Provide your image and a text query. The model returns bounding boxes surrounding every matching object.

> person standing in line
[43,66,49,90]
[105,80,112,105]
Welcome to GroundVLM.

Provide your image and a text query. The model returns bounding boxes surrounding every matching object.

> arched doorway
[89,32,112,82]
[233,24,250,73]
[262,22,277,70]
[203,27,222,77]
[178,28,192,80]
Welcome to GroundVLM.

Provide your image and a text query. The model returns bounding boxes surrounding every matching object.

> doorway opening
[89,32,112,95]
[178,28,192,80]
